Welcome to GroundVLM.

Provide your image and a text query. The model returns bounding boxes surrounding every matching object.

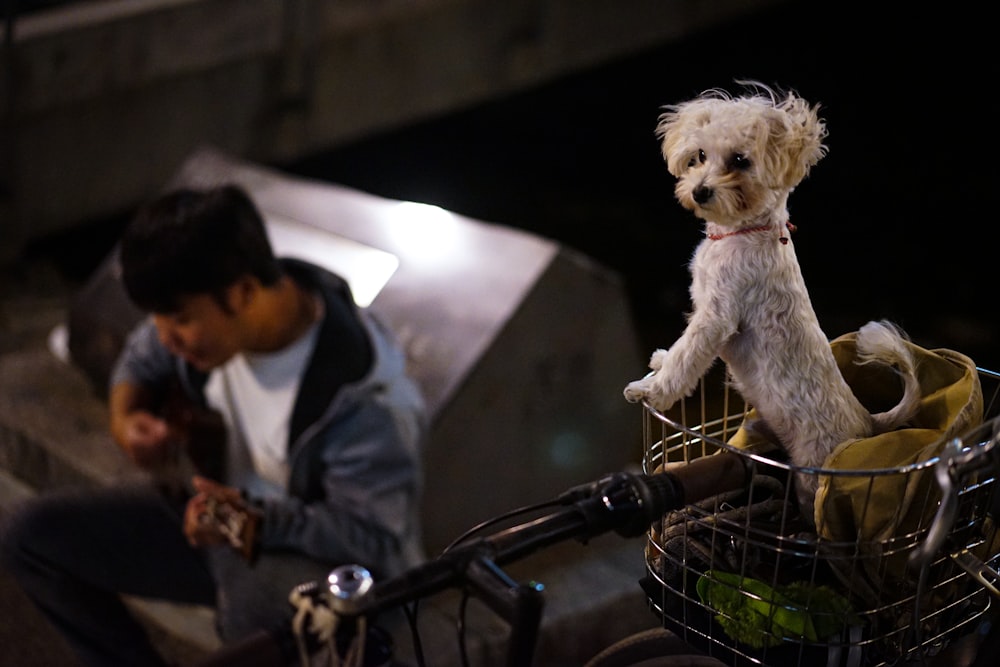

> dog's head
[656,81,827,226]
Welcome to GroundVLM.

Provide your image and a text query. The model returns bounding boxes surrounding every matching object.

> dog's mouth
[676,184,720,219]
[677,180,767,225]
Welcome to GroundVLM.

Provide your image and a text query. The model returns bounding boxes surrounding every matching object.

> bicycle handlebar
[194,451,749,667]
[332,451,748,617]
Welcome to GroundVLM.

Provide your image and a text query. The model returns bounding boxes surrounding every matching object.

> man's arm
[107,318,181,470]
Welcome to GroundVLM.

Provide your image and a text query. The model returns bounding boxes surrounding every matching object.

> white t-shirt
[204,319,321,499]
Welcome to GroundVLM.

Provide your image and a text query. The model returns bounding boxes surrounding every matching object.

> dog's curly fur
[623,82,922,522]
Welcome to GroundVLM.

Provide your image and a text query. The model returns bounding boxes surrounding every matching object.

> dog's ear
[655,105,687,177]
[764,94,828,188]
[656,99,712,178]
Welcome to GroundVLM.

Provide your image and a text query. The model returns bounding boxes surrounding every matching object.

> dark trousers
[0,483,330,667]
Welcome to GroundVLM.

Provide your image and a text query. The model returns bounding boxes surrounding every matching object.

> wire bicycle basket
[640,352,1000,667]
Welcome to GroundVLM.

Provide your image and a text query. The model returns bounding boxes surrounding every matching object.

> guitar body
[156,381,227,497]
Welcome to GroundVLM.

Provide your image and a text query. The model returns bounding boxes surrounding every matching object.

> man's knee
[212,550,331,643]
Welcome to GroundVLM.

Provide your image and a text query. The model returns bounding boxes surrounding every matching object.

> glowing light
[388,202,461,261]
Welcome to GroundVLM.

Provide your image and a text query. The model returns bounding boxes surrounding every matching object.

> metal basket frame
[641,366,1000,667]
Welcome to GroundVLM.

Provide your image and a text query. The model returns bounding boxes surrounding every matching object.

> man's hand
[115,411,175,469]
[184,476,260,561]
[109,381,180,470]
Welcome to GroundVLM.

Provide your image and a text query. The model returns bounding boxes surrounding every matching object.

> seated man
[0,184,427,666]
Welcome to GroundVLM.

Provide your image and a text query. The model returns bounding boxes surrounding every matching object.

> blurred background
[1,1,996,665]
[3,0,994,369]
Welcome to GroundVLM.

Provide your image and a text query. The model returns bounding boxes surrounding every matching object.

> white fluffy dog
[623,82,922,521]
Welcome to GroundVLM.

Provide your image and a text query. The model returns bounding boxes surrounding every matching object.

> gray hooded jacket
[110,258,427,578]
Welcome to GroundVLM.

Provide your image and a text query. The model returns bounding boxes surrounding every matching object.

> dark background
[25,1,999,371]
[282,2,998,372]
[1,5,995,665]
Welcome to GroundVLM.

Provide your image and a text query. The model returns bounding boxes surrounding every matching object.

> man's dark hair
[119,185,282,313]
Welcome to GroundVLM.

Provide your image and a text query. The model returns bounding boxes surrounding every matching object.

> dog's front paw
[623,374,675,412]
[623,378,651,403]
[624,350,667,403]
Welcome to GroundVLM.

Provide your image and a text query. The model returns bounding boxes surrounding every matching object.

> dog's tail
[855,320,922,433]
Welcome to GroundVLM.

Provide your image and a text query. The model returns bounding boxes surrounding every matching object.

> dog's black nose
[693,186,713,205]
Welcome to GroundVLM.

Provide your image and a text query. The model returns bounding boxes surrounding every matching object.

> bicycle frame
[195,454,749,667]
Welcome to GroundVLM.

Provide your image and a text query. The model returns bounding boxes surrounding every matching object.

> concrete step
[0,324,659,666]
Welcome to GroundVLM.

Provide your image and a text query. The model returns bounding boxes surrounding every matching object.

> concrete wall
[1,0,779,259]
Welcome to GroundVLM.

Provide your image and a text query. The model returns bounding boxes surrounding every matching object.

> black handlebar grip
[656,451,749,511]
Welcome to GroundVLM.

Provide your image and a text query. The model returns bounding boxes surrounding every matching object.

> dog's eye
[728,154,751,171]
[687,150,706,168]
